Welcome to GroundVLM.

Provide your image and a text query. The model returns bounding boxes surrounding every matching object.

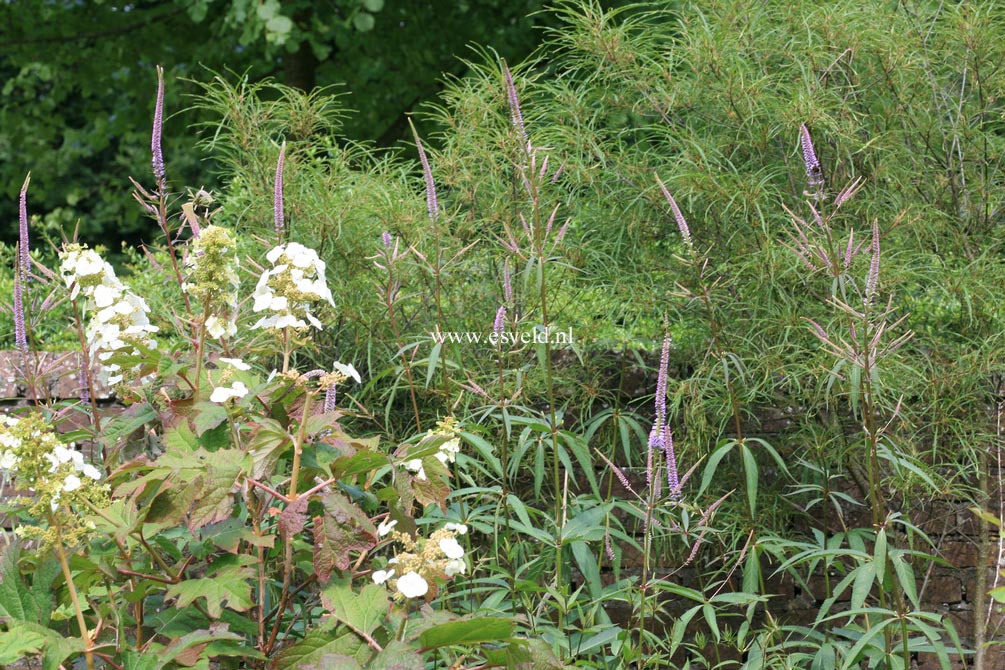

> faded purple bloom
[800,124,824,191]
[866,220,880,304]
[553,218,570,247]
[503,261,513,305]
[519,214,533,241]
[503,62,528,148]
[493,305,506,340]
[843,229,856,272]
[834,176,863,209]
[78,357,90,404]
[806,318,830,343]
[551,162,565,184]
[612,461,632,491]
[655,174,693,248]
[382,231,393,249]
[274,141,286,241]
[410,120,439,221]
[152,66,166,188]
[604,530,615,561]
[461,379,490,399]
[545,203,559,238]
[537,154,550,181]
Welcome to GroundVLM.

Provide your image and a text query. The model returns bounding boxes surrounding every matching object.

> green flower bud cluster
[184,225,240,339]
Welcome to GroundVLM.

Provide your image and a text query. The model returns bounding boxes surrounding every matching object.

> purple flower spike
[152,66,166,189]
[14,174,30,354]
[274,141,286,241]
[645,427,657,488]
[409,120,438,222]
[655,333,671,428]
[13,270,27,354]
[18,174,30,283]
[648,333,681,497]
[493,305,506,339]
[655,174,693,248]
[503,61,528,148]
[663,426,680,499]
[324,382,338,414]
[800,124,824,191]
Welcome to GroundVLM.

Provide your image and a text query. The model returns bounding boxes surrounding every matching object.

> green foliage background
[4,0,1005,667]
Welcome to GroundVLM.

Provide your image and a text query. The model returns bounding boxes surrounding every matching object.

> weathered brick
[942,541,980,569]
[925,575,963,604]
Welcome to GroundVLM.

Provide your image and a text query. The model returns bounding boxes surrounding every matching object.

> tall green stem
[53,520,94,670]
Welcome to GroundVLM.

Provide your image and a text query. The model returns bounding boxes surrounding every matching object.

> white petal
[396,571,428,598]
[439,537,465,559]
[266,245,285,264]
[219,357,251,371]
[63,474,82,492]
[377,519,398,537]
[81,463,102,480]
[445,558,466,577]
[332,362,361,384]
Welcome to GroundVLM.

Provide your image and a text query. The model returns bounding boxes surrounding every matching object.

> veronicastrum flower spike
[14,174,30,354]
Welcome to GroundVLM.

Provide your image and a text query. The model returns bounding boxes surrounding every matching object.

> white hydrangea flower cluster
[60,244,159,385]
[183,225,240,339]
[0,413,108,548]
[371,521,469,599]
[251,242,335,330]
[403,417,461,481]
[0,415,22,473]
[209,358,252,404]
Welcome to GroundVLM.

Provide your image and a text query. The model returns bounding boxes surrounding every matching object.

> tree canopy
[0,0,553,246]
